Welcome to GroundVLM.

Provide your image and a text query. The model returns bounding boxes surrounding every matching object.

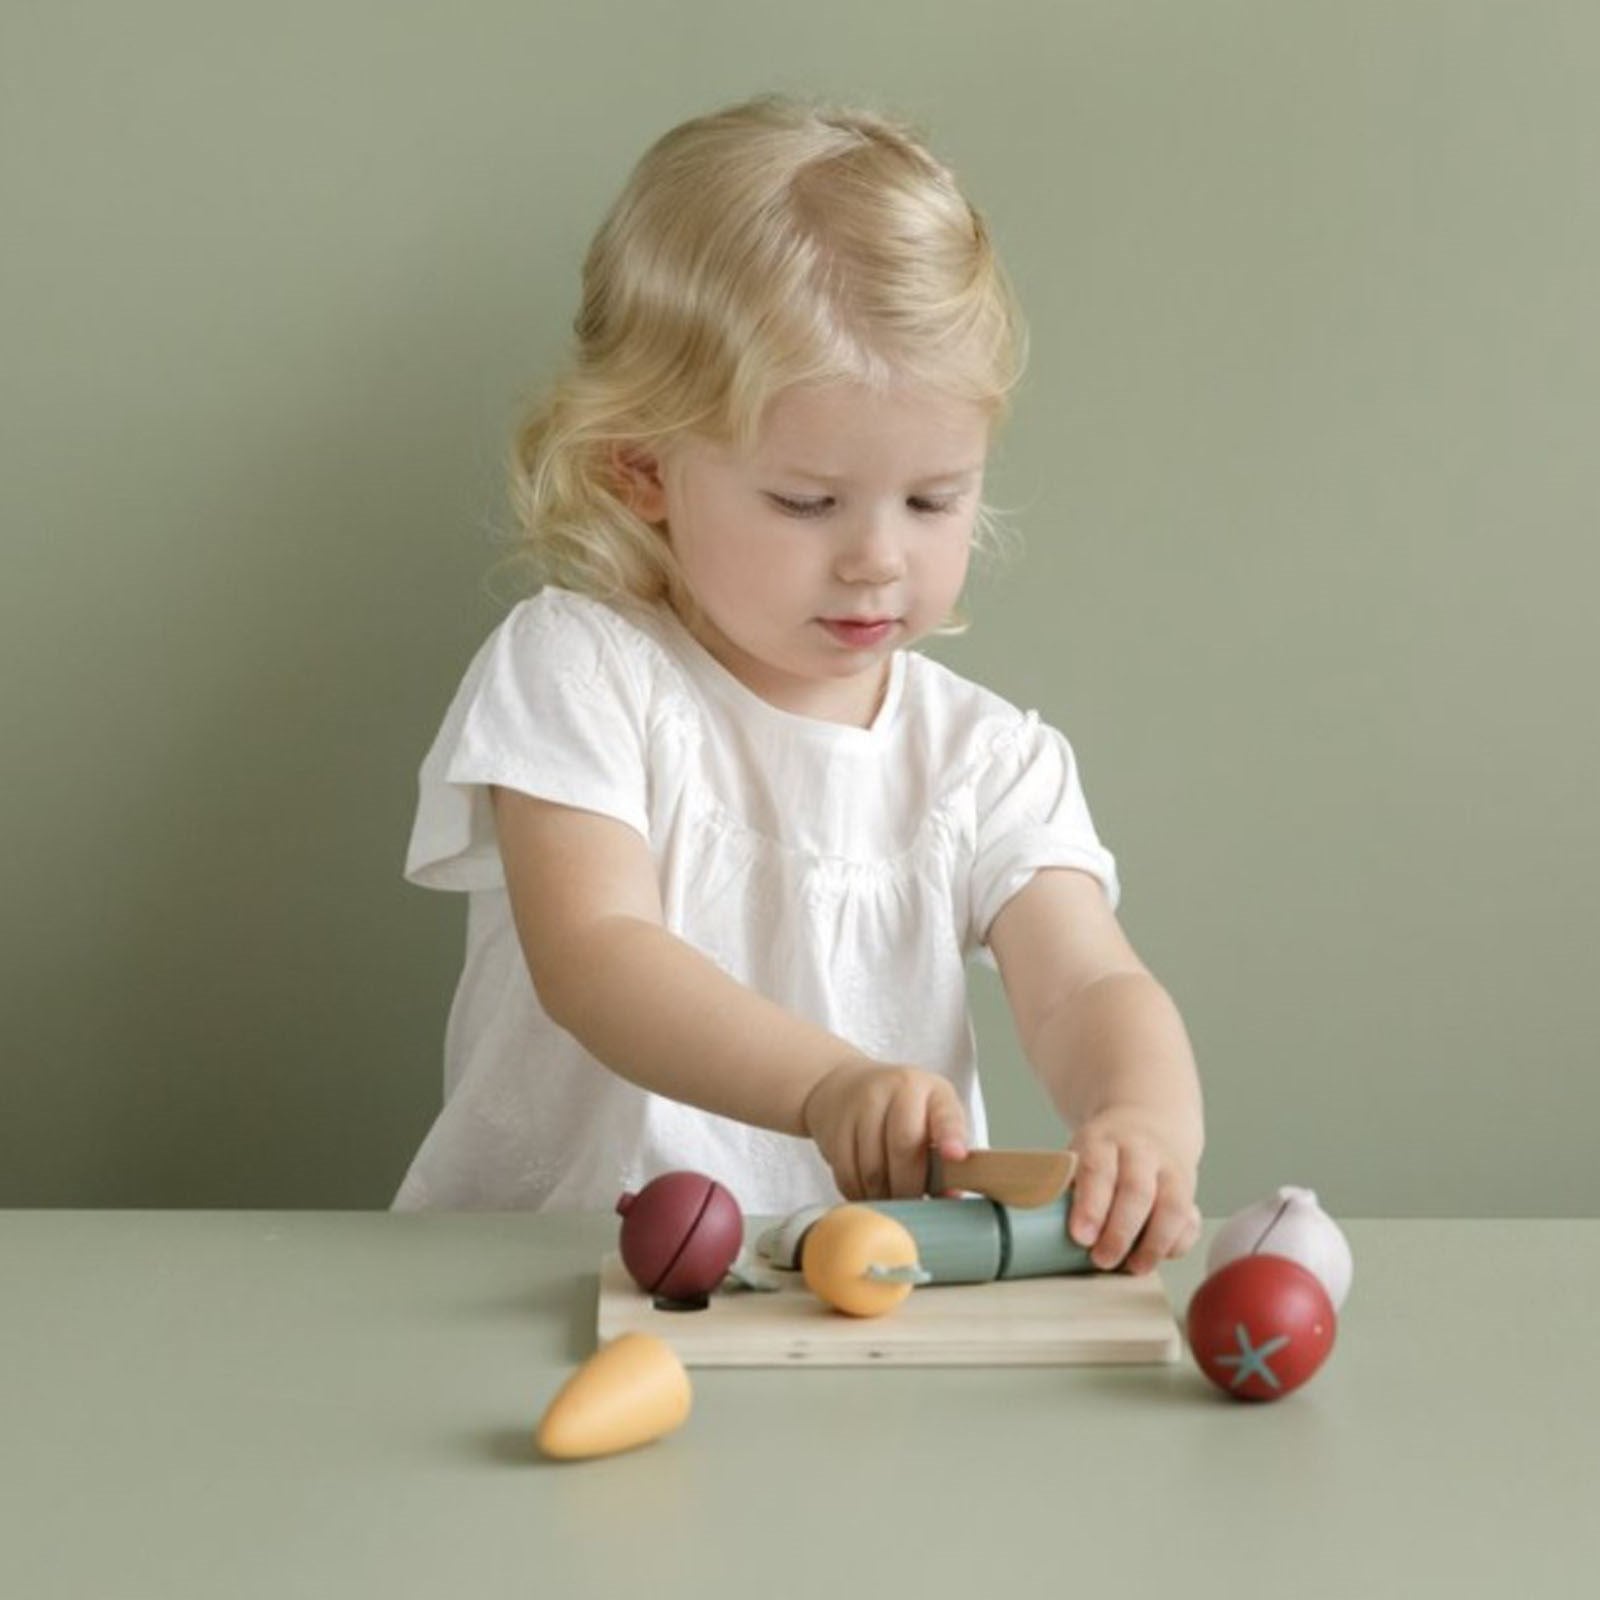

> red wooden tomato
[1186,1254,1337,1401]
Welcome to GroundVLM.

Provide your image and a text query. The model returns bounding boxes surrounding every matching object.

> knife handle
[927,1147,1079,1209]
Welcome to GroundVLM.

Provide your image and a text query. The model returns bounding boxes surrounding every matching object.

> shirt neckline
[651,600,907,744]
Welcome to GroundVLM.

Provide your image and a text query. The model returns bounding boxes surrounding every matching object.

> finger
[925,1083,968,1164]
[855,1106,890,1201]
[885,1085,932,1198]
[828,1118,865,1203]
[1175,1203,1204,1257]
[1067,1140,1118,1249]
[833,1146,865,1203]
[1091,1157,1159,1271]
[919,1090,970,1196]
[1122,1180,1193,1275]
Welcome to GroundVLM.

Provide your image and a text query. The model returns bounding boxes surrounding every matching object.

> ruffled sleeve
[967,711,1120,965]
[402,591,652,892]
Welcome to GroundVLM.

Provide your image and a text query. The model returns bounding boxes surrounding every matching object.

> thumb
[926,1082,969,1161]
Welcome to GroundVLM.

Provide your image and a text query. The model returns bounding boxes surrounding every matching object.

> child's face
[639,380,989,726]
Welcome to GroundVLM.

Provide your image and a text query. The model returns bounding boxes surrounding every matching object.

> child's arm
[988,867,1205,1275]
[490,786,968,1199]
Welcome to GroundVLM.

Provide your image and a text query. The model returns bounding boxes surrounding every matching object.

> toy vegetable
[758,1194,1100,1283]
[536,1332,692,1460]
[1205,1185,1354,1310]
[616,1171,744,1305]
[801,1205,931,1317]
[1186,1255,1337,1402]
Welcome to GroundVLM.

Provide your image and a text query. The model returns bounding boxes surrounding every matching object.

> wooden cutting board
[597,1253,1183,1367]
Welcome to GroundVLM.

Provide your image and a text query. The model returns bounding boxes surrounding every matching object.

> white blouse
[395,586,1120,1215]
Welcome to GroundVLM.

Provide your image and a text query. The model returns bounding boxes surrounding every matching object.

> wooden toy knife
[926,1146,1079,1209]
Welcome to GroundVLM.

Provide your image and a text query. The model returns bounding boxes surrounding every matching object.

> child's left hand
[1066,1107,1202,1275]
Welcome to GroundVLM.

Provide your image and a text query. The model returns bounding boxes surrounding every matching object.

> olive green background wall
[4,2,1594,1214]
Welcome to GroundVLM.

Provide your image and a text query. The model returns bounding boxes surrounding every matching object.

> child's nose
[834,511,908,584]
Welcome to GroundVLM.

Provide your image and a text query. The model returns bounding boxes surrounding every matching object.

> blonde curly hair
[498,92,1030,635]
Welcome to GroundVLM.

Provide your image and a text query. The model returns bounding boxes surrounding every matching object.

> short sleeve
[967,712,1120,967]
[402,592,652,892]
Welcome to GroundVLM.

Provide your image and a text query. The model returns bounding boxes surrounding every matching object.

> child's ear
[610,444,668,523]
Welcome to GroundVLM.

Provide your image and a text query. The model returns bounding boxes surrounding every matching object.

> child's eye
[767,494,833,518]
[765,494,961,519]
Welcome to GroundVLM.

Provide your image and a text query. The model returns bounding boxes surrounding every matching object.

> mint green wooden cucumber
[865,1196,1097,1282]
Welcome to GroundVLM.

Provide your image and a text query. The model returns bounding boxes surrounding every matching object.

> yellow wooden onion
[801,1204,925,1318]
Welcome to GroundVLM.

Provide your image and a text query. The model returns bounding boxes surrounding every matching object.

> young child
[396,93,1205,1275]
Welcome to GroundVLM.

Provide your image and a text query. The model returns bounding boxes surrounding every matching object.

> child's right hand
[800,1060,969,1201]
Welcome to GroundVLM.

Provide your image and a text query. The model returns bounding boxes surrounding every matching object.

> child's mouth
[820,618,897,648]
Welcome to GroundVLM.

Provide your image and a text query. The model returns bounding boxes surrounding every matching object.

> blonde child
[396,93,1204,1275]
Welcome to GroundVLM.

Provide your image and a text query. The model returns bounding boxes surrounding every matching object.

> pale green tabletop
[1,1212,1596,1599]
